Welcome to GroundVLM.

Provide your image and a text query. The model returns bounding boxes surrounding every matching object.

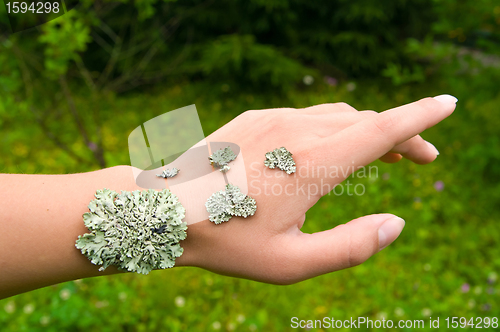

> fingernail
[433,94,458,104]
[378,217,405,251]
[425,141,439,156]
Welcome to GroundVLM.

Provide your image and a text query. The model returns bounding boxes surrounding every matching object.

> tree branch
[59,75,106,168]
[29,106,92,166]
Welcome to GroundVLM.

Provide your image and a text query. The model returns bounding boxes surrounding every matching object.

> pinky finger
[379,152,403,163]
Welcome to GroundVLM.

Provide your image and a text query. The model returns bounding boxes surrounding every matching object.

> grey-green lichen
[264,147,296,174]
[156,168,180,178]
[209,146,237,172]
[75,188,187,275]
[205,184,257,224]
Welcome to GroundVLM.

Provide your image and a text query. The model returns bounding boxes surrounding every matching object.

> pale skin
[0,95,457,299]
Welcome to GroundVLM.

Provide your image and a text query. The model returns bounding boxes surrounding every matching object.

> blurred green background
[1,0,500,331]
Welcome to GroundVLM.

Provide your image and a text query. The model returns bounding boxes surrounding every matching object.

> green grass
[1,75,499,331]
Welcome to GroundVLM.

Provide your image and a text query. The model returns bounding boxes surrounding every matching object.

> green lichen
[209,146,237,172]
[205,184,257,224]
[264,147,296,174]
[75,188,187,275]
[156,168,180,178]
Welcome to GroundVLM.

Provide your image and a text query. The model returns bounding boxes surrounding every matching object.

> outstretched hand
[176,95,457,284]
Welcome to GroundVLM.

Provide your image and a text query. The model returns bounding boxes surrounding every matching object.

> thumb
[290,214,405,280]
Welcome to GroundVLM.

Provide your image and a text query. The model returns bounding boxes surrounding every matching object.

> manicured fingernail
[425,141,439,156]
[378,217,405,251]
[433,94,458,104]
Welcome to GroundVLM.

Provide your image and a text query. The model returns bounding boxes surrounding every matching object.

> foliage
[1,0,498,169]
[1,64,500,328]
[1,0,500,330]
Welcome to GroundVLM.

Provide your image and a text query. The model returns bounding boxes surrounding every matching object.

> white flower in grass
[4,301,15,314]
[95,300,109,308]
[118,292,127,301]
[23,303,35,314]
[346,82,356,91]
[40,315,51,326]
[175,296,185,308]
[394,307,405,317]
[303,75,314,85]
[422,308,432,317]
[59,289,71,300]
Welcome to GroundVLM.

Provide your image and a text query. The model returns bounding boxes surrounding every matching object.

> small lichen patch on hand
[75,188,187,274]
[156,168,180,178]
[264,147,296,174]
[209,146,237,172]
[205,184,257,224]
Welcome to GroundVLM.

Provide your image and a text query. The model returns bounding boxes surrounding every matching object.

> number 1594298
[6,2,60,14]
[445,317,498,329]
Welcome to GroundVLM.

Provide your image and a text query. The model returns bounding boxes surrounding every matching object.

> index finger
[309,95,457,183]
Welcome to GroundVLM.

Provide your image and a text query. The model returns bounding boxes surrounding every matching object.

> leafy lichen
[75,188,187,275]
[264,147,296,174]
[209,146,237,172]
[205,184,257,224]
[156,168,180,178]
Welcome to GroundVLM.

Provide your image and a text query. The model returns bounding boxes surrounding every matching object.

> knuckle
[235,110,265,126]
[261,113,297,134]
[344,225,375,268]
[334,102,357,112]
[261,115,280,134]
[233,111,251,122]
[278,107,296,112]
[303,103,330,112]
[241,110,258,119]
[304,102,357,114]
[373,114,397,136]
[360,110,378,117]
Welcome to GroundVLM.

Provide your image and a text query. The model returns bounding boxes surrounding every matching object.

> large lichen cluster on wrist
[75,188,187,275]
[264,147,296,174]
[205,184,257,224]
[209,146,237,172]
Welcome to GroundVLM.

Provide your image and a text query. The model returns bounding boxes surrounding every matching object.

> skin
[0,96,456,299]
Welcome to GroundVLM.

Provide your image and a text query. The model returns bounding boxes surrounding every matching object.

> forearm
[0,166,142,299]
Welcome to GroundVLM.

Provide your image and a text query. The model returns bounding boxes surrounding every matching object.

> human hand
[175,95,457,284]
